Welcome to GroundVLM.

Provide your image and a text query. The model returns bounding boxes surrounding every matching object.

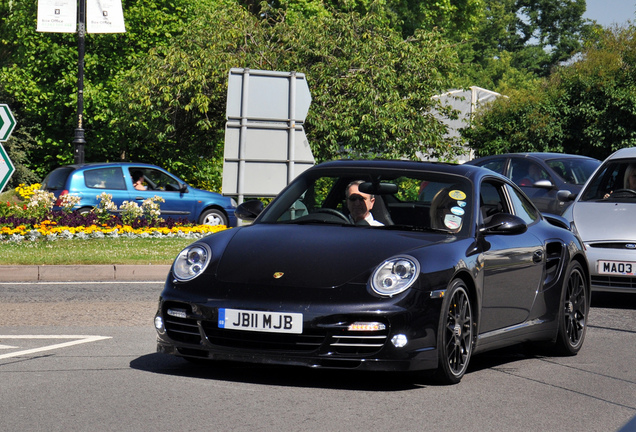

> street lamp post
[73,0,86,164]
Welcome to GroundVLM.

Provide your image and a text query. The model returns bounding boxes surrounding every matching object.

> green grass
[0,237,197,265]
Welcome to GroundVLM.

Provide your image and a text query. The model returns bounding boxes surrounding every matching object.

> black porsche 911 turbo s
[154,159,590,384]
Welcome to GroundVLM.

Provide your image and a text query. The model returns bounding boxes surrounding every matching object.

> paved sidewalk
[0,265,171,282]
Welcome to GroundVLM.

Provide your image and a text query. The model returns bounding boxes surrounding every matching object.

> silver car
[561,147,636,293]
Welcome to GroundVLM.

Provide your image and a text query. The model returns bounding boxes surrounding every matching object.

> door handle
[532,250,544,263]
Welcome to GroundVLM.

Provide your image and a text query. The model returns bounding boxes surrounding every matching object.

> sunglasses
[347,194,369,202]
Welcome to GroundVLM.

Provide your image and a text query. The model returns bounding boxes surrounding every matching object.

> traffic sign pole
[73,0,86,164]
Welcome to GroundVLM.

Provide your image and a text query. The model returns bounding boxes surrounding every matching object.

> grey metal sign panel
[222,123,314,196]
[226,68,311,122]
[222,68,315,200]
[222,160,314,197]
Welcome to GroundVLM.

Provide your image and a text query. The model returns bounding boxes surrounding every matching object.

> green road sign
[0,144,15,193]
[0,104,16,142]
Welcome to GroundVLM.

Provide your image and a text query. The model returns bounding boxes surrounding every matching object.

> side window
[476,158,506,175]
[479,181,507,223]
[506,184,539,224]
[129,168,182,191]
[510,160,550,187]
[84,167,125,190]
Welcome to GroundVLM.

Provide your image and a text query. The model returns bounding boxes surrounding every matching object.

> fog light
[391,334,408,348]
[348,322,386,331]
[154,316,164,332]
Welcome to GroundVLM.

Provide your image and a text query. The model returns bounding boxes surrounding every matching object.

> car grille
[201,322,388,356]
[588,242,636,250]
[162,304,202,345]
[591,275,636,290]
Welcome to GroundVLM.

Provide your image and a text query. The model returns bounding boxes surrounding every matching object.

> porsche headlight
[173,243,212,281]
[371,255,420,296]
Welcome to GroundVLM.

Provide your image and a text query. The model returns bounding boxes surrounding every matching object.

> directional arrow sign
[226,68,312,122]
[0,104,16,142]
[0,144,15,193]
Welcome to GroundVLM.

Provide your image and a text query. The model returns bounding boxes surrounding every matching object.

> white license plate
[598,260,636,275]
[218,308,303,334]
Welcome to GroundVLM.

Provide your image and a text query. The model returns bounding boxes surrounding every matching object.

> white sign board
[87,0,126,33]
[222,68,314,200]
[37,0,76,33]
[36,0,126,33]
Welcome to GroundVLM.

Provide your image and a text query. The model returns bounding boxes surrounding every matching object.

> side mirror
[533,179,554,189]
[179,183,188,193]
[480,213,527,235]
[235,200,264,221]
[557,190,576,202]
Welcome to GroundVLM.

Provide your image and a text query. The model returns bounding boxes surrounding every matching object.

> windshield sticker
[451,206,465,216]
[449,190,466,200]
[457,201,467,207]
[444,214,462,230]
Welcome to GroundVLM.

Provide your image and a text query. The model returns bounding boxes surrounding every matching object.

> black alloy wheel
[554,261,588,355]
[435,279,474,384]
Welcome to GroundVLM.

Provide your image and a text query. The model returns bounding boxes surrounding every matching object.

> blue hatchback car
[41,162,237,227]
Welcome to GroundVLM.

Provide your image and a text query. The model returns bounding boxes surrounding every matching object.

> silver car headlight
[173,243,212,281]
[371,255,420,296]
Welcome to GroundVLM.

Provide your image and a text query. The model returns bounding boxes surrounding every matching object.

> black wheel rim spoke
[565,269,586,345]
[445,289,472,375]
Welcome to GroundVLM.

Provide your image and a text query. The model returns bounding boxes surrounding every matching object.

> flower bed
[1,185,229,242]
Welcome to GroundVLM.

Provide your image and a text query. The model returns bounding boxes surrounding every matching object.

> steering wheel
[313,208,350,223]
[610,189,636,197]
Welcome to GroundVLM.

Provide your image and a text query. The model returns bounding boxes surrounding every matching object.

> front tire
[553,261,588,355]
[434,279,474,384]
[198,208,228,226]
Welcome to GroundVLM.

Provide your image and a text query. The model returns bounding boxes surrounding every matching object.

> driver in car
[346,180,384,226]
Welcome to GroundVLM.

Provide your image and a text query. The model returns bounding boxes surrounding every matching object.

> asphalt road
[0,282,634,432]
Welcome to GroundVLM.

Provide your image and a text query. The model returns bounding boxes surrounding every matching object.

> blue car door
[127,167,197,221]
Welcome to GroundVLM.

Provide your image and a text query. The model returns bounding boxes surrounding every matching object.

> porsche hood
[212,225,439,288]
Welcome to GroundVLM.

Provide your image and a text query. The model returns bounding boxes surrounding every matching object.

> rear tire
[553,261,588,355]
[434,279,474,384]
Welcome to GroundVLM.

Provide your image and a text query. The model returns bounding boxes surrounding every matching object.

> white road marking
[0,344,18,349]
[0,335,112,360]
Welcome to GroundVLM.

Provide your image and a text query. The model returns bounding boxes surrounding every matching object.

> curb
[0,265,171,282]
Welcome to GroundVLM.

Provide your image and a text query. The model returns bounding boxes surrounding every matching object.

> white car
[561,147,636,293]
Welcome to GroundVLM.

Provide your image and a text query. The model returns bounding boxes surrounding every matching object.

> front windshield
[258,169,473,235]
[580,159,636,202]
[546,158,600,185]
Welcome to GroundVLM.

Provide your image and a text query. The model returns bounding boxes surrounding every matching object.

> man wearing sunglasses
[345,180,384,226]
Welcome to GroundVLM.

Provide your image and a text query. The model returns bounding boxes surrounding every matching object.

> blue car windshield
[258,170,473,235]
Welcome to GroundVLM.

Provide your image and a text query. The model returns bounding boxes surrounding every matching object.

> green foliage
[0,0,211,179]
[113,1,463,175]
[458,0,588,92]
[464,25,636,161]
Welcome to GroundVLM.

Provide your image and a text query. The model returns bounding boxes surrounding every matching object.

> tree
[464,25,636,161]
[112,2,463,189]
[457,0,588,92]
[0,0,211,180]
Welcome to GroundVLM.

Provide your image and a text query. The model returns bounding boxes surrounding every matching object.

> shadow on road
[591,292,636,309]
[130,344,537,390]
